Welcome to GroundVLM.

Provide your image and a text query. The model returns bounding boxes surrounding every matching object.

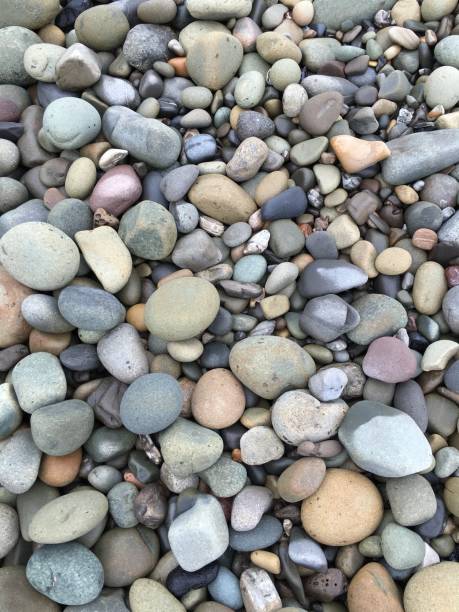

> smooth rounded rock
[11,352,66,414]
[404,562,459,612]
[0,566,59,612]
[58,286,126,332]
[192,368,245,429]
[187,33,243,90]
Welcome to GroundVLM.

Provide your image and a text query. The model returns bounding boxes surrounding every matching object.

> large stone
[312,0,396,29]
[0,27,41,86]
[347,562,404,612]
[188,174,257,224]
[187,32,243,90]
[298,259,368,298]
[0,429,41,494]
[119,201,177,260]
[0,566,59,612]
[130,579,185,612]
[382,129,459,185]
[229,335,316,400]
[338,401,433,477]
[404,562,459,612]
[168,494,229,571]
[103,106,181,169]
[347,293,408,345]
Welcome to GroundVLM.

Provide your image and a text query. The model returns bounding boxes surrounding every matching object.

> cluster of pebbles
[1,0,459,610]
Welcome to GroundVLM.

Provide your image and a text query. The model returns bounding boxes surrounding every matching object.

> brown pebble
[126,304,147,332]
[38,24,66,46]
[412,228,438,250]
[330,135,391,173]
[29,330,72,355]
[277,457,326,503]
[192,368,245,429]
[445,265,459,287]
[347,562,404,612]
[39,449,82,487]
[169,57,188,76]
[0,265,32,349]
[250,550,281,574]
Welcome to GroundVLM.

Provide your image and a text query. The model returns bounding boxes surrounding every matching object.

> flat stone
[187,33,243,90]
[299,91,343,136]
[11,352,66,414]
[160,165,199,202]
[240,568,282,612]
[186,0,252,19]
[435,35,459,68]
[288,527,328,571]
[57,286,125,332]
[261,186,307,221]
[123,23,173,71]
[298,259,368,298]
[229,514,283,552]
[188,174,257,224]
[312,0,396,29]
[168,494,229,571]
[443,286,459,333]
[362,337,417,383]
[229,335,316,400]
[338,400,433,477]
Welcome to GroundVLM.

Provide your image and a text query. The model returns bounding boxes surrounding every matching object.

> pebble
[11,351,66,413]
[192,368,245,428]
[298,259,368,298]
[362,337,417,383]
[240,426,284,465]
[26,542,104,605]
[0,503,19,558]
[404,562,459,612]
[338,400,433,477]
[386,475,437,526]
[120,373,182,434]
[229,335,316,399]
[57,286,125,332]
[97,323,149,384]
[278,457,326,503]
[381,523,425,570]
[347,562,403,612]
[288,527,328,571]
[301,468,383,546]
[189,174,257,224]
[308,368,348,401]
[231,485,273,532]
[0,565,60,612]
[347,293,408,345]
[129,579,185,612]
[89,165,142,217]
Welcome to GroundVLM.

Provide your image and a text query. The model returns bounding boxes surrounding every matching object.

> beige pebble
[350,240,378,278]
[404,561,459,612]
[260,295,290,320]
[255,170,288,206]
[126,304,147,332]
[150,354,181,378]
[421,340,459,372]
[38,24,66,46]
[331,135,391,173]
[327,214,361,249]
[29,330,71,355]
[375,247,412,275]
[65,157,97,199]
[240,407,271,428]
[291,0,314,25]
[75,226,132,293]
[429,434,448,454]
[167,338,204,363]
[394,184,419,204]
[99,148,128,170]
[250,550,281,575]
[192,368,245,429]
[391,0,421,26]
[412,261,447,315]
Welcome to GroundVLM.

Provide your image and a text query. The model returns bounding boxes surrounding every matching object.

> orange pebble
[39,448,82,487]
[126,303,147,332]
[38,24,66,46]
[29,329,72,355]
[169,57,188,77]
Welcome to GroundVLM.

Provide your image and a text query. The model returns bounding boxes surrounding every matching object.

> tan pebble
[65,157,97,199]
[230,105,243,129]
[73,378,103,401]
[384,44,401,60]
[436,111,459,129]
[39,448,82,487]
[260,295,290,319]
[167,338,204,363]
[412,228,438,250]
[157,269,194,286]
[421,339,459,371]
[38,24,66,46]
[391,0,421,26]
[278,457,326,503]
[29,329,71,355]
[301,468,383,546]
[324,188,347,208]
[350,240,378,278]
[291,253,313,271]
[375,247,412,275]
[255,170,289,205]
[394,184,419,204]
[150,354,181,378]
[80,141,111,165]
[429,433,448,453]
[250,550,281,575]
[404,561,459,612]
[126,304,146,332]
[331,136,391,173]
[292,0,314,25]
[388,26,420,50]
[372,99,398,117]
[0,265,32,348]
[347,562,403,612]
[327,214,361,249]
[192,368,245,428]
[188,174,257,224]
[240,407,271,428]
[179,377,195,418]
[412,261,447,315]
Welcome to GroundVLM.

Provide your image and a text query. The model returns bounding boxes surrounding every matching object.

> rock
[0,265,32,348]
[404,562,459,612]
[347,294,408,345]
[145,277,220,342]
[168,494,229,571]
[421,0,458,20]
[381,523,425,570]
[103,106,181,169]
[229,335,316,400]
[421,339,459,371]
[75,227,132,294]
[186,0,252,19]
[0,429,41,494]
[234,71,266,109]
[382,130,459,185]
[424,66,459,110]
[31,399,94,456]
[42,98,101,150]
[97,324,149,384]
[57,286,125,332]
[11,352,66,413]
[338,400,433,477]
[301,468,383,546]
[208,566,243,610]
[129,579,185,612]
[47,198,93,239]
[89,165,142,217]
[120,373,182,434]
[172,229,222,272]
[94,527,159,588]
[299,91,343,136]
[362,337,417,383]
[0,222,80,291]
[312,0,396,29]
[26,542,104,606]
[188,174,257,224]
[229,514,283,552]
[123,24,174,71]
[108,481,138,528]
[159,417,223,477]
[160,165,199,202]
[0,503,18,558]
[187,33,243,90]
[23,44,65,83]
[288,527,328,571]
[298,259,368,298]
[308,368,348,401]
[75,5,130,51]
[300,294,360,342]
[0,0,60,29]
[0,27,41,86]
[378,70,411,102]
[393,380,428,431]
[192,368,245,429]
[55,43,101,91]
[119,200,177,260]
[278,457,326,503]
[231,485,273,532]
[412,261,447,315]
[0,566,59,612]
[386,475,437,527]
[435,35,459,68]
[347,562,404,612]
[240,426,284,465]
[28,490,108,543]
[0,383,22,440]
[240,568,282,612]
[64,589,129,612]
[261,186,307,221]
[227,138,268,183]
[331,135,391,173]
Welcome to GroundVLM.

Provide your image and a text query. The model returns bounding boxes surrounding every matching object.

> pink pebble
[362,336,417,383]
[89,164,142,216]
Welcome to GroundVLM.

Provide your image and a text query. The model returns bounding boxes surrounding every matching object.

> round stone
[301,468,384,546]
[229,335,316,400]
[0,27,41,86]
[277,457,326,503]
[0,222,80,291]
[28,489,108,544]
[120,373,182,434]
[404,561,459,612]
[119,200,177,260]
[362,337,417,383]
[375,247,412,275]
[240,426,284,465]
[187,33,243,90]
[386,474,437,527]
[145,277,220,342]
[97,323,149,384]
[75,5,130,51]
[347,294,408,345]
[57,286,126,332]
[191,368,245,429]
[43,98,101,150]
[89,165,142,217]
[424,66,459,110]
[11,352,66,414]
[381,523,425,570]
[26,542,104,606]
[347,562,404,612]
